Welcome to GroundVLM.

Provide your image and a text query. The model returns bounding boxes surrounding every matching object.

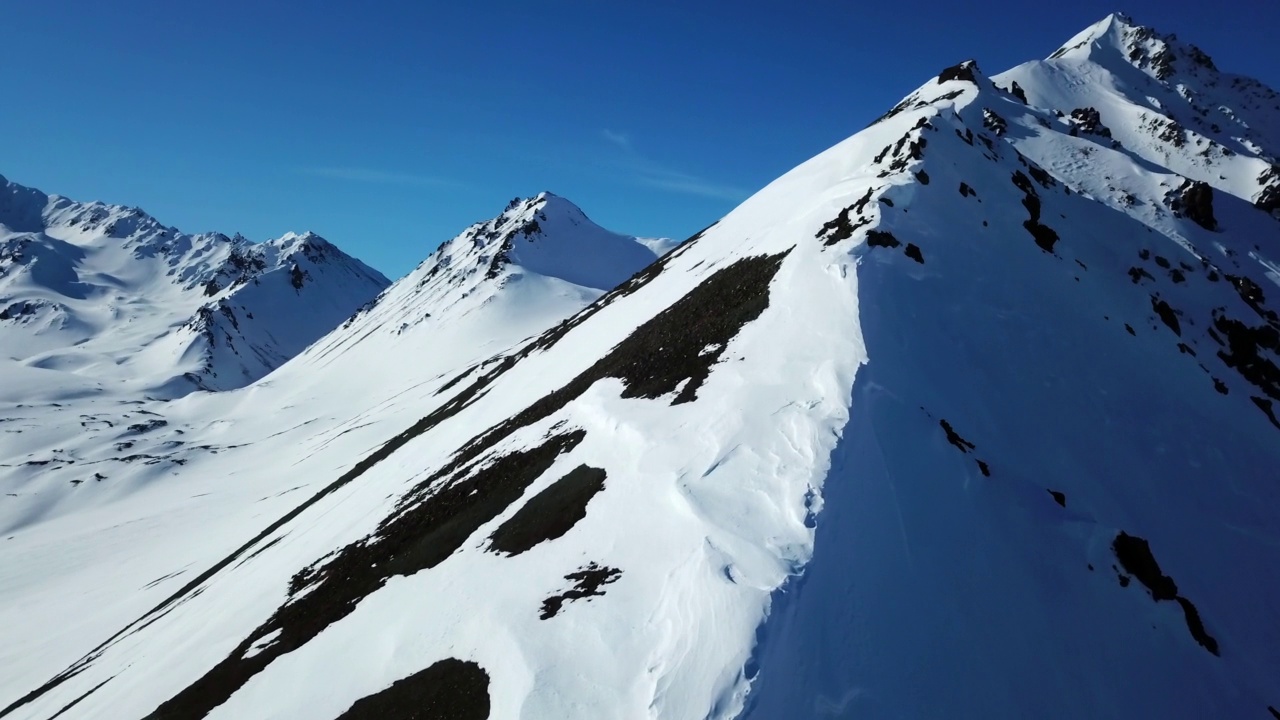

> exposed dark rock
[976,460,990,477]
[907,135,927,160]
[816,188,875,247]
[1128,267,1155,284]
[983,109,1007,136]
[334,659,489,720]
[1151,296,1182,336]
[541,563,622,619]
[1011,171,1061,253]
[489,465,607,556]
[1224,274,1279,325]
[1067,107,1112,138]
[959,182,975,197]
[1184,44,1218,71]
[44,674,115,719]
[1252,397,1280,430]
[937,60,979,84]
[125,419,168,434]
[289,264,307,290]
[1048,490,1066,507]
[1113,533,1179,598]
[146,430,587,719]
[1213,377,1229,394]
[0,301,42,322]
[866,230,901,249]
[1256,166,1280,214]
[904,243,925,264]
[1008,81,1028,104]
[1112,532,1219,655]
[1027,165,1056,189]
[1011,171,1036,202]
[939,419,976,453]
[881,134,927,175]
[1177,181,1218,230]
[1157,119,1186,148]
[867,96,914,127]
[915,170,931,185]
[518,218,542,238]
[1174,597,1219,656]
[225,249,266,276]
[1213,312,1280,400]
[218,304,240,332]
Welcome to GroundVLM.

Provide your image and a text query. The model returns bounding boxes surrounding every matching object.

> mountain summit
[1005,12,1279,211]
[2,14,1279,720]
[280,192,670,399]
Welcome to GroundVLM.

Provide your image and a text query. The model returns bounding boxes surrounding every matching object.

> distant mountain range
[0,175,390,394]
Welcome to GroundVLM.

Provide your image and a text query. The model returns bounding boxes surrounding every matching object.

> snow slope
[3,13,1280,720]
[995,13,1280,214]
[291,192,667,392]
[0,191,667,707]
[0,175,390,396]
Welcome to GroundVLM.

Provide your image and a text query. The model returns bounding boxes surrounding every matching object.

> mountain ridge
[0,172,391,395]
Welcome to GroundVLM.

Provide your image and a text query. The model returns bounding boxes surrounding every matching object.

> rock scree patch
[489,465,607,556]
[334,659,490,720]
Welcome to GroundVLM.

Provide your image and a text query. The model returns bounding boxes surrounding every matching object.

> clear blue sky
[1,1,1273,278]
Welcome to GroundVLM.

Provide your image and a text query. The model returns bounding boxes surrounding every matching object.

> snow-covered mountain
[0,190,666,543]
[294,191,668,390]
[0,175,390,396]
[3,13,1280,720]
[997,13,1280,214]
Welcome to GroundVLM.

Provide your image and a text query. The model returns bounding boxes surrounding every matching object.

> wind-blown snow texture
[3,13,1279,720]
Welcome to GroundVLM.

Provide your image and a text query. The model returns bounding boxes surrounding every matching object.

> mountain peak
[1049,13,1134,61]
[1049,13,1220,82]
[937,59,984,85]
[0,174,51,234]
[268,230,333,255]
[411,192,660,294]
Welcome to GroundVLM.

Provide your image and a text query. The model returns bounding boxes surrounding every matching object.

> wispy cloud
[630,167,748,201]
[599,131,748,202]
[300,166,456,187]
[601,129,633,151]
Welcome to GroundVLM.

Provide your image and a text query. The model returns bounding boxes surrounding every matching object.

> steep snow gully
[2,12,1280,720]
